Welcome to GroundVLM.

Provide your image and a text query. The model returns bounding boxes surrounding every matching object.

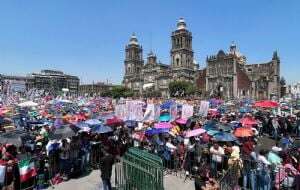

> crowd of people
[0,95,300,190]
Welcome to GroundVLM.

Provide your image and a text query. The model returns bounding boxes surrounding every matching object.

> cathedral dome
[177,18,187,30]
[129,33,139,45]
[217,50,226,57]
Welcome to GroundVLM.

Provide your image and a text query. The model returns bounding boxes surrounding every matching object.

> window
[176,58,180,66]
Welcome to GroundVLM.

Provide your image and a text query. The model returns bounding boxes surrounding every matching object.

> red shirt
[242,141,254,155]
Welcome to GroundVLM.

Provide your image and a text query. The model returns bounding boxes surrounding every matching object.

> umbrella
[254,100,279,108]
[56,99,73,104]
[0,109,10,116]
[97,112,115,121]
[154,122,173,129]
[240,117,257,127]
[85,119,102,126]
[159,114,170,122]
[234,127,254,137]
[106,116,123,126]
[54,118,64,128]
[145,128,169,136]
[239,107,251,113]
[0,130,34,147]
[124,120,138,128]
[204,121,218,131]
[184,128,206,138]
[176,118,187,125]
[207,130,220,136]
[18,101,38,107]
[216,123,232,132]
[213,132,237,142]
[49,125,76,140]
[91,125,113,134]
[76,122,90,129]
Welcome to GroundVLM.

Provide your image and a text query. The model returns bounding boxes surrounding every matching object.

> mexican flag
[19,158,37,182]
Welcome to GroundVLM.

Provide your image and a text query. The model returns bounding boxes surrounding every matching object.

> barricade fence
[0,144,101,190]
[152,149,297,190]
[0,145,297,190]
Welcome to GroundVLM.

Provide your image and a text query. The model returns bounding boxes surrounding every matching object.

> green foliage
[168,81,196,97]
[101,85,134,99]
[144,90,162,98]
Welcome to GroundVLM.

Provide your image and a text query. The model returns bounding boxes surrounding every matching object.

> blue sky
[0,0,299,84]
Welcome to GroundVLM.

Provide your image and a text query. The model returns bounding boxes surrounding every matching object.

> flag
[19,158,37,182]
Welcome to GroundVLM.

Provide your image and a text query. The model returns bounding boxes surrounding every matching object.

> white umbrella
[18,101,38,107]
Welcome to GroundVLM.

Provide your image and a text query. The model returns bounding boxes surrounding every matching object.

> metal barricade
[219,162,241,190]
[115,147,164,190]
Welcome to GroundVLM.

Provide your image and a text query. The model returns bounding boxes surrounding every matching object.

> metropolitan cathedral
[123,18,280,100]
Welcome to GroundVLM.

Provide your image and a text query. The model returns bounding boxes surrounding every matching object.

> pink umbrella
[185,128,206,138]
[154,122,173,129]
[240,117,257,127]
[176,118,187,125]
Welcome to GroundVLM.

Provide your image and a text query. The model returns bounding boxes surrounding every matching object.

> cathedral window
[176,58,180,66]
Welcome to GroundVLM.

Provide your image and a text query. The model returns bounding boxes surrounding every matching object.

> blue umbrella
[85,119,102,126]
[204,120,218,131]
[207,130,220,136]
[217,123,232,132]
[54,118,63,128]
[124,120,137,128]
[76,122,90,129]
[92,125,113,134]
[213,132,237,142]
[145,128,169,136]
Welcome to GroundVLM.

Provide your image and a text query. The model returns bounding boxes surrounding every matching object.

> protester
[0,95,300,190]
[99,149,115,190]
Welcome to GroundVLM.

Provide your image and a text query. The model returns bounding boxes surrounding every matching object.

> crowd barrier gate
[115,147,164,190]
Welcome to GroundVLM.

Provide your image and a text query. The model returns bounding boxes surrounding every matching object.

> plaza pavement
[47,168,194,190]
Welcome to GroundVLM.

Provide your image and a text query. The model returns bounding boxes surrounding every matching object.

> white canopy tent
[18,101,38,107]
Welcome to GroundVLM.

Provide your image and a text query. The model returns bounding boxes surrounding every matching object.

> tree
[169,81,196,97]
[101,86,134,99]
[143,89,162,98]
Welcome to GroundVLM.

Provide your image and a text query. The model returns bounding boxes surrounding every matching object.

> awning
[143,83,154,89]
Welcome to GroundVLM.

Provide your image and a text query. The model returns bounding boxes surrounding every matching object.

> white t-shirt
[210,146,225,163]
[166,142,177,153]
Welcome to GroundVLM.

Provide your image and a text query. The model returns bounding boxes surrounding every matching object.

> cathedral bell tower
[170,18,194,81]
[123,33,144,89]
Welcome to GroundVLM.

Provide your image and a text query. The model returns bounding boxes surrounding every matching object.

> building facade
[124,18,281,99]
[29,70,79,95]
[79,82,115,96]
[123,18,199,97]
[204,43,280,100]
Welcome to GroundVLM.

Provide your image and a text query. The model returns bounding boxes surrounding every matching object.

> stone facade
[123,18,281,100]
[123,18,198,97]
[204,43,280,100]
[79,82,115,96]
